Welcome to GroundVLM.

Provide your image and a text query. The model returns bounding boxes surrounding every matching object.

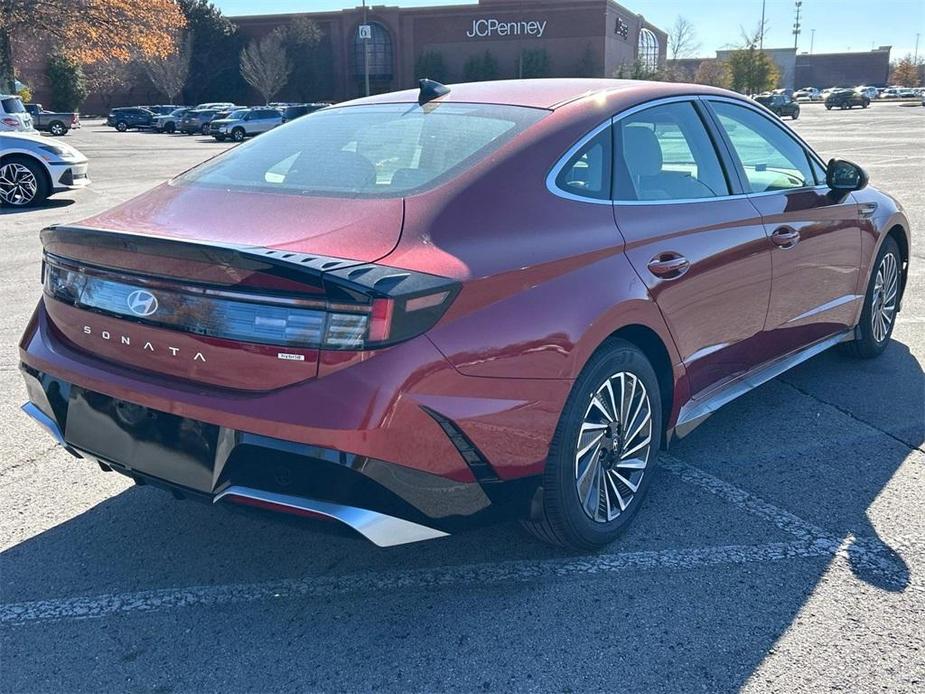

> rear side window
[180,103,546,198]
[710,101,815,193]
[1,97,24,113]
[554,127,613,201]
[614,101,730,202]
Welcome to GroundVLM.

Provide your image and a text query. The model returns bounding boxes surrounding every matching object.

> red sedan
[20,79,910,550]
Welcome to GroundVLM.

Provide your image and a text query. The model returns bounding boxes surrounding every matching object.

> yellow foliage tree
[1,0,186,91]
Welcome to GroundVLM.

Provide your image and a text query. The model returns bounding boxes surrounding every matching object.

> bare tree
[142,32,192,104]
[84,58,135,111]
[240,32,291,104]
[669,16,701,61]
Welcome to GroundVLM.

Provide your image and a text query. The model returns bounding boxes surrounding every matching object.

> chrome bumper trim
[20,402,82,458]
[214,485,450,547]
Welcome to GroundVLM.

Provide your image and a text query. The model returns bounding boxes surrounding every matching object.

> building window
[353,21,393,80]
[638,28,659,72]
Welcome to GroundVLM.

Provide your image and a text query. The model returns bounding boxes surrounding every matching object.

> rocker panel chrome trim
[672,330,853,439]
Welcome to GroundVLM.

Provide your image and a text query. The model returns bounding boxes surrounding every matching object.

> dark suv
[281,103,329,123]
[179,109,221,135]
[106,107,156,131]
[754,93,800,119]
[825,89,870,110]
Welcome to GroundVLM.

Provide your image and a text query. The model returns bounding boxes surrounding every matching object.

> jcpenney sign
[466,18,548,39]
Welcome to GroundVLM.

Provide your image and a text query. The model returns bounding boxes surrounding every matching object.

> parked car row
[107,102,329,140]
[795,85,923,103]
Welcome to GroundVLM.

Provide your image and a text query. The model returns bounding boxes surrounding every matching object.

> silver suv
[0,95,34,132]
[211,107,282,142]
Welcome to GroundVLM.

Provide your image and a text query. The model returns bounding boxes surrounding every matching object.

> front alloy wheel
[844,236,902,358]
[0,160,45,207]
[522,339,662,550]
[870,250,899,343]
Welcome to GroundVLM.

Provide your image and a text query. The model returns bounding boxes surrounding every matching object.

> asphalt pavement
[1,103,923,693]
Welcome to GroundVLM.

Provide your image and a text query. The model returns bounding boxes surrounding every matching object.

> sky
[212,0,925,59]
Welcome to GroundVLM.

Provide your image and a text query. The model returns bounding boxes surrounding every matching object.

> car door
[705,98,862,357]
[611,98,774,398]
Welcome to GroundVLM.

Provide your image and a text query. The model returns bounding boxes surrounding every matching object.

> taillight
[43,253,458,351]
[1,117,18,127]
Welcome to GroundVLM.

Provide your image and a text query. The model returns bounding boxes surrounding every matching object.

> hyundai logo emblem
[126,289,159,317]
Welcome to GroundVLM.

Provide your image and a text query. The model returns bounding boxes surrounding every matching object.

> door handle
[647,253,690,279]
[771,227,801,248]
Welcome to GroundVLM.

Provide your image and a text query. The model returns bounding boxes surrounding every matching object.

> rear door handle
[771,227,801,248]
[647,253,690,279]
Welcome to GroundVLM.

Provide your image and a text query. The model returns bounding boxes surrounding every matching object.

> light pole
[759,0,766,50]
[793,1,803,50]
[362,0,370,97]
[915,32,920,64]
[810,28,815,54]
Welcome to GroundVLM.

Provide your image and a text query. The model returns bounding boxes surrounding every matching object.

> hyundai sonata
[20,79,910,549]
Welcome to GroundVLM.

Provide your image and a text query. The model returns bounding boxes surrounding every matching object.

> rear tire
[521,339,662,550]
[48,121,67,136]
[792,109,800,120]
[843,236,901,359]
[165,123,176,133]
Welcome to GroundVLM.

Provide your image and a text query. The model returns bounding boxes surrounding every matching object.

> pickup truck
[24,104,80,136]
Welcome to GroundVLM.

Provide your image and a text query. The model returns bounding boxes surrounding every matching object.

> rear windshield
[178,102,546,198]
[2,97,24,113]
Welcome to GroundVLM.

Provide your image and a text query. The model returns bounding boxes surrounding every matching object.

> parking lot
[1,104,924,693]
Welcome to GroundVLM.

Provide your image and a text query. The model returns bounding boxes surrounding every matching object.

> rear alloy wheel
[522,339,662,549]
[232,127,246,142]
[0,157,49,207]
[115,121,128,132]
[48,121,67,136]
[843,236,901,359]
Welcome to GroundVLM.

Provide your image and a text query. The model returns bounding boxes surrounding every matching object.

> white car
[0,94,35,132]
[855,86,878,100]
[794,87,821,101]
[210,107,283,142]
[0,131,89,207]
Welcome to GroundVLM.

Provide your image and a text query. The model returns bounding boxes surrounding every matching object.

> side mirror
[826,158,868,192]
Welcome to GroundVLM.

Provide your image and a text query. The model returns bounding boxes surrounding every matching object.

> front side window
[554,127,612,201]
[614,101,729,202]
[179,103,546,198]
[710,101,815,193]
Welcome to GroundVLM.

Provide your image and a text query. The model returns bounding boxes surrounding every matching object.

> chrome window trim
[547,93,834,207]
[545,118,614,206]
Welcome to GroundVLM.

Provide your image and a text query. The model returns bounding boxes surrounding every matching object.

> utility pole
[793,1,803,50]
[363,0,370,97]
[759,0,766,50]
[810,28,815,54]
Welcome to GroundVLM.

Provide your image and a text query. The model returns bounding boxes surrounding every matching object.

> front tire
[792,109,800,120]
[165,122,175,133]
[232,127,246,142]
[115,121,128,132]
[844,236,902,359]
[0,156,50,208]
[522,339,662,550]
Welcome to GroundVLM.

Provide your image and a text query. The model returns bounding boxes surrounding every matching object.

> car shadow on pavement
[0,199,75,215]
[1,338,922,692]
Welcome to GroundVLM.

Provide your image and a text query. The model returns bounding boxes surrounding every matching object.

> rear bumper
[19,300,567,543]
[20,364,543,545]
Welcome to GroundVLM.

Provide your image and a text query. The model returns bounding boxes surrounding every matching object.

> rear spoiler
[41,224,457,305]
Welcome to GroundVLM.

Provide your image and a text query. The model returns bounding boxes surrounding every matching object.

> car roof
[342,78,741,111]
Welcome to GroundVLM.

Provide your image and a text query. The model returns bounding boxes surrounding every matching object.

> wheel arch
[596,324,677,448]
[886,223,910,308]
[0,152,52,195]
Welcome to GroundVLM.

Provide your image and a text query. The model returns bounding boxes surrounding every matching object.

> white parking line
[3,453,918,625]
[0,539,843,625]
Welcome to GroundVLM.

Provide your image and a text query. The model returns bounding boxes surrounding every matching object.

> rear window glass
[2,97,25,113]
[178,103,546,198]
